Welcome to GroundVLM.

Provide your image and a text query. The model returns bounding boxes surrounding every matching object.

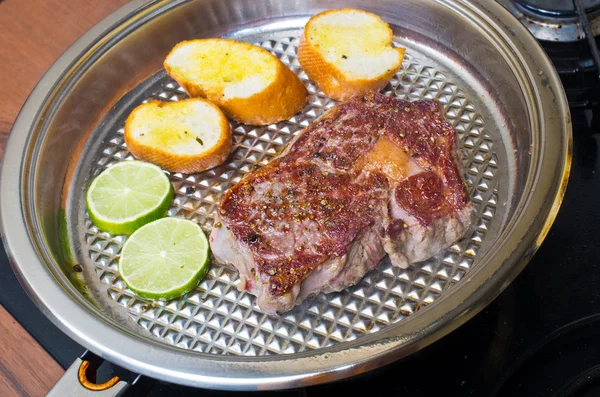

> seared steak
[210,92,472,314]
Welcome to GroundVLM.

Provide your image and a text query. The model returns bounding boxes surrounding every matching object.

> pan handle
[46,351,139,397]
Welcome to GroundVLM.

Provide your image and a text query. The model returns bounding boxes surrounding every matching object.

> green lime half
[119,217,210,300]
[86,161,174,235]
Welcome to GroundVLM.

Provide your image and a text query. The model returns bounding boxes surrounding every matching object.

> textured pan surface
[0,0,570,390]
[76,36,501,355]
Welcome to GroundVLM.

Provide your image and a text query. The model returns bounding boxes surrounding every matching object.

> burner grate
[515,0,600,16]
[499,0,600,108]
[498,0,600,41]
[574,0,600,80]
[541,39,600,108]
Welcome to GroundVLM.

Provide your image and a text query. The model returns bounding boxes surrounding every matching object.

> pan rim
[0,0,571,390]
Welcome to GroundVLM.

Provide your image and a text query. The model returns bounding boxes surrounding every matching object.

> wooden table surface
[0,0,130,395]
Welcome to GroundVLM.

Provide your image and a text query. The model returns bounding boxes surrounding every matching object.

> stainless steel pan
[0,0,571,392]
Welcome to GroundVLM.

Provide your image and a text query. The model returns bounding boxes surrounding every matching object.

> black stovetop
[2,43,600,397]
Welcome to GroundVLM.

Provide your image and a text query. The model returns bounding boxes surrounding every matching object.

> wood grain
[0,305,63,397]
[0,0,129,157]
[0,0,129,395]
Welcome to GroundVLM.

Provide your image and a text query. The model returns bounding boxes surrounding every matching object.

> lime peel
[119,217,210,301]
[86,161,173,235]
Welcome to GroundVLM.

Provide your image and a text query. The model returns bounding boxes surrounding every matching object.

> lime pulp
[86,161,173,235]
[119,217,210,300]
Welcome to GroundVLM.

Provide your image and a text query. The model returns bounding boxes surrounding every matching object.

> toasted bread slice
[164,39,308,126]
[124,98,231,174]
[298,9,405,101]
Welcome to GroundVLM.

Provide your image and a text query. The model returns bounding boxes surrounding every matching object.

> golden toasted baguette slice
[164,39,308,126]
[124,98,231,174]
[298,9,405,101]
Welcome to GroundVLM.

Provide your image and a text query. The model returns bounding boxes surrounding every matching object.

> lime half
[86,161,173,235]
[119,217,210,300]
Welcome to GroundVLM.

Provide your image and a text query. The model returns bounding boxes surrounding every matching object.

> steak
[210,92,473,314]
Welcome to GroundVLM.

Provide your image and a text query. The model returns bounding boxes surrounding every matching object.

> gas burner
[498,0,600,108]
[517,0,600,16]
[499,0,600,41]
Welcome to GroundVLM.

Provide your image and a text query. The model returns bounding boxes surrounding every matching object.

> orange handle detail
[77,360,120,391]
